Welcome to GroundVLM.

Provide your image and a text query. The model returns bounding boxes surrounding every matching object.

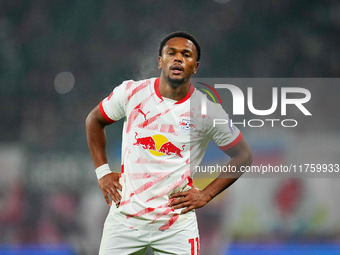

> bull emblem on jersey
[133,132,185,158]
[133,132,156,150]
[158,142,185,158]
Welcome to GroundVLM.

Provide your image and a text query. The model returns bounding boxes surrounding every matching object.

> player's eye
[184,53,191,58]
[168,52,175,55]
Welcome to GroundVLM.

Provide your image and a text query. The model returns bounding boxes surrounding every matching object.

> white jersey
[100,77,242,231]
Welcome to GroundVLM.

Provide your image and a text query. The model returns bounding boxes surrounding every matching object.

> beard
[165,73,188,89]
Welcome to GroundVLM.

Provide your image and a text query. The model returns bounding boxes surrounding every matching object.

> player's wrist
[201,188,214,203]
[95,163,112,180]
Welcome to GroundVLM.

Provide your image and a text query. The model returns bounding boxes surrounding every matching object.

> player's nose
[174,52,183,62]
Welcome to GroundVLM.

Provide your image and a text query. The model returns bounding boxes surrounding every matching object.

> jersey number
[188,237,199,255]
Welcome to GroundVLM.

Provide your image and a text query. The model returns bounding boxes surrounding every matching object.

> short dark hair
[159,31,201,61]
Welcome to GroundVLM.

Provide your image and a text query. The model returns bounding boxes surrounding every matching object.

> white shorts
[99,210,200,255]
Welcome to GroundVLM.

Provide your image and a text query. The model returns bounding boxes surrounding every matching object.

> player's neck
[158,76,191,101]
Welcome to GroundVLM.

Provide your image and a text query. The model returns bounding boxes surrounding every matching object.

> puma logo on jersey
[138,109,150,120]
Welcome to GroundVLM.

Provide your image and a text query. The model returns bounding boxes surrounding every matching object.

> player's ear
[193,61,199,74]
[158,56,162,70]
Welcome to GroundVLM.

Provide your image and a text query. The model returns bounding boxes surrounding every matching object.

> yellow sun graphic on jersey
[149,134,168,156]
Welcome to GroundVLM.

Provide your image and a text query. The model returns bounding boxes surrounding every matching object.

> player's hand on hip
[98,172,122,207]
[169,186,210,214]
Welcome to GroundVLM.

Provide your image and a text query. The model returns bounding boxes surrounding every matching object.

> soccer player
[85,31,252,255]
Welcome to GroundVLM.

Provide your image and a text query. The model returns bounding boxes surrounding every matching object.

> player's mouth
[170,65,184,75]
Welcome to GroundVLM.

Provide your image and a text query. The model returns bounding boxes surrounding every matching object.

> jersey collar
[154,77,195,105]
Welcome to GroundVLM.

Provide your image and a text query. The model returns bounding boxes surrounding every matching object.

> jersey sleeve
[99,81,131,123]
[206,103,243,151]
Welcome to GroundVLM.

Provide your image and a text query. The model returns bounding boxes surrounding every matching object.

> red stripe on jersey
[127,80,150,101]
[138,108,172,128]
[129,172,170,180]
[107,92,113,100]
[132,171,173,196]
[160,124,176,135]
[120,199,130,206]
[125,81,134,91]
[135,156,163,164]
[218,132,243,151]
[187,177,193,187]
[126,207,156,219]
[180,111,192,117]
[159,214,179,230]
[154,78,163,101]
[129,203,173,222]
[119,165,124,178]
[126,93,154,133]
[146,168,190,202]
[151,208,173,223]
[120,171,174,206]
[143,124,159,131]
[99,101,115,123]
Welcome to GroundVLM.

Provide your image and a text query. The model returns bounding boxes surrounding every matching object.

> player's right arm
[85,105,122,206]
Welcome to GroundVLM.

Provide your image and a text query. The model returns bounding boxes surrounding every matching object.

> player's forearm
[85,112,109,168]
[202,150,252,202]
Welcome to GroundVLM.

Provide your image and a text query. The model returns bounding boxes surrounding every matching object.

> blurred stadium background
[1,1,340,254]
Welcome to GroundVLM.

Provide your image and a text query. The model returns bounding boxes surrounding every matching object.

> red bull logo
[133,132,156,150]
[133,132,184,158]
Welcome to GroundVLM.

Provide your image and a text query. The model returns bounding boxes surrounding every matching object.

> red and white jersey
[99,77,242,231]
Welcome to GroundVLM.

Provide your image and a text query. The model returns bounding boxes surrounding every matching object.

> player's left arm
[170,136,252,214]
